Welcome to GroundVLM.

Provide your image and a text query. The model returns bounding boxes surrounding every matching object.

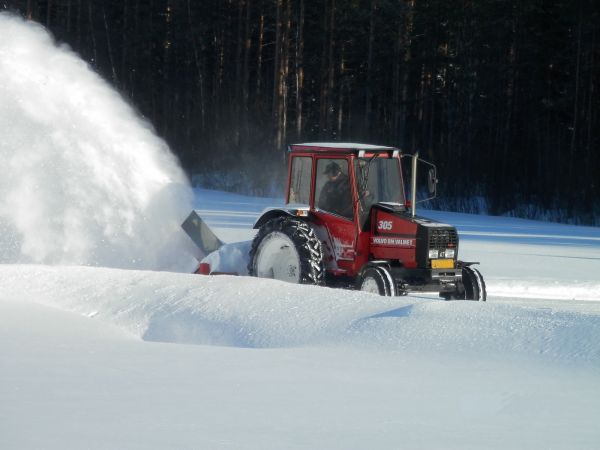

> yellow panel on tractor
[431,259,455,269]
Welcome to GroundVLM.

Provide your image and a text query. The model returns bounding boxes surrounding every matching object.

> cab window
[315,159,353,220]
[288,156,312,204]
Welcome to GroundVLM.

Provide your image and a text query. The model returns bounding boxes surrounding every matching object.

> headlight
[445,249,455,258]
[428,249,439,259]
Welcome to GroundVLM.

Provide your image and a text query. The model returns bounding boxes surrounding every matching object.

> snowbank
[1,265,599,366]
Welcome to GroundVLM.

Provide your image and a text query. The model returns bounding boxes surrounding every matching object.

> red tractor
[245,143,486,300]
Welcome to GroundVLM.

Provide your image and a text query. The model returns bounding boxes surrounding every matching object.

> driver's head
[323,161,342,179]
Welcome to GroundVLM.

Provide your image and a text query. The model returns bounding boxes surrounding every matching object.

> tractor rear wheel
[357,266,395,296]
[248,216,324,285]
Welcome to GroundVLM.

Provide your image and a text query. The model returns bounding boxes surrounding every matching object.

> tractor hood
[371,203,453,228]
[369,203,459,268]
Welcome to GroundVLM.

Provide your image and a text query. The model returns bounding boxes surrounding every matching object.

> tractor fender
[358,260,394,274]
[253,206,311,229]
[457,260,481,268]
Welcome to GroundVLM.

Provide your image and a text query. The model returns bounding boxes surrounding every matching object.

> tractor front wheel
[441,266,486,301]
[462,266,487,301]
[357,266,395,296]
[248,217,325,285]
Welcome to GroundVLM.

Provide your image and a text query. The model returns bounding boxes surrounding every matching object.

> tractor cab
[288,143,407,224]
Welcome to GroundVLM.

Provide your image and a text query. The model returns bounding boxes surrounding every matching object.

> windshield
[354,156,404,223]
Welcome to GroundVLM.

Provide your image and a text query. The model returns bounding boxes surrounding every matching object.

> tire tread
[248,216,325,285]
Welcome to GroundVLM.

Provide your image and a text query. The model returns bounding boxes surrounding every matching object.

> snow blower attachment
[184,143,486,301]
[181,210,224,261]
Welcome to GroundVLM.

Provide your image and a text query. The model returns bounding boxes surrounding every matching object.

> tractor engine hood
[369,203,459,269]
[370,202,453,228]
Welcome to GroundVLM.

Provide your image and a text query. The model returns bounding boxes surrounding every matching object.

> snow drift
[1,265,599,366]
[0,13,194,271]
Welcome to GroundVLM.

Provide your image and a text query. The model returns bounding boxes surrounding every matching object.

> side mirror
[427,167,438,195]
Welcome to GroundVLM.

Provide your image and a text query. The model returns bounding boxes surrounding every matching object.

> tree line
[3,0,599,223]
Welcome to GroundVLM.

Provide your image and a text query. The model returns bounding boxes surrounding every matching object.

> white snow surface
[2,188,600,450]
[2,14,600,450]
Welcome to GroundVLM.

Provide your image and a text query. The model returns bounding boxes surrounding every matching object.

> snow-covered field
[2,12,600,450]
[2,188,600,450]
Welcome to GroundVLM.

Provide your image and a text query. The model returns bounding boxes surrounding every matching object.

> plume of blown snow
[0,13,195,271]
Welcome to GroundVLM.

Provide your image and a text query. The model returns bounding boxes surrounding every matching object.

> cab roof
[289,142,399,154]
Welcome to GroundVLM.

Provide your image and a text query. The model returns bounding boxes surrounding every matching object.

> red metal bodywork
[370,209,418,269]
[286,144,408,278]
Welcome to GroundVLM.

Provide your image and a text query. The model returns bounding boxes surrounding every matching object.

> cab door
[311,157,358,275]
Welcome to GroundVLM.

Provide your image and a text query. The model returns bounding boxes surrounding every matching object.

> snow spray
[0,13,195,271]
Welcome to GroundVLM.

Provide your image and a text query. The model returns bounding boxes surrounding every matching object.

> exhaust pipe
[411,152,418,217]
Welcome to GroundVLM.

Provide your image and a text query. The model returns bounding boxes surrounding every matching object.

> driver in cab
[318,161,353,219]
